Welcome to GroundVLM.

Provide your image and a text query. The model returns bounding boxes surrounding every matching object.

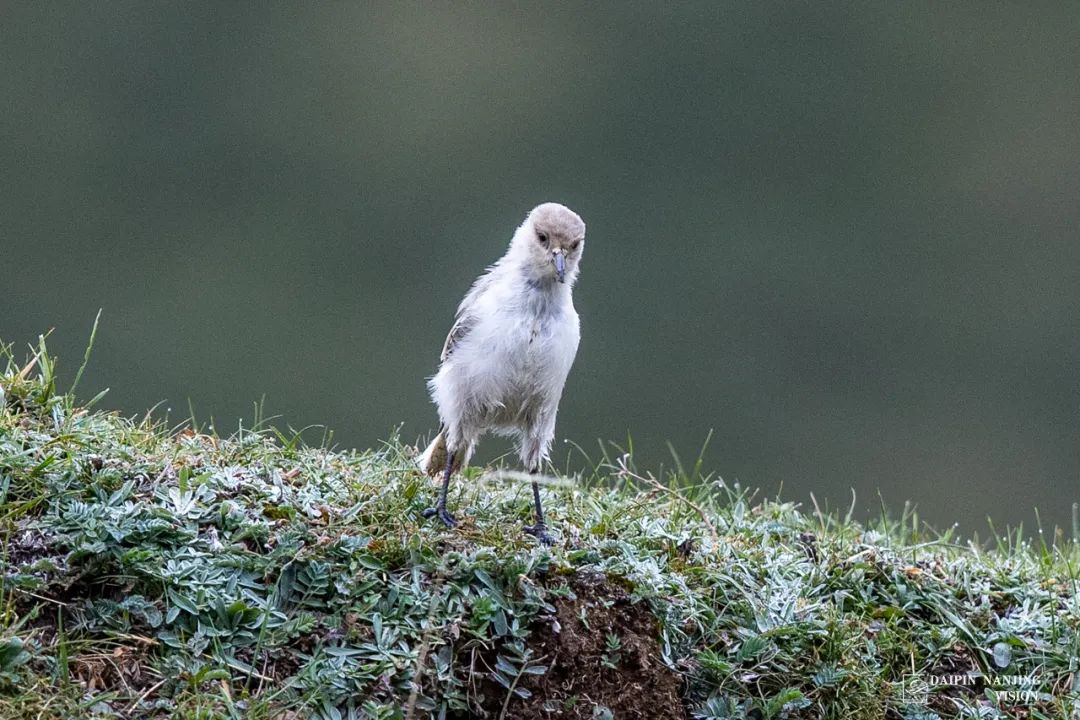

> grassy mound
[0,336,1077,719]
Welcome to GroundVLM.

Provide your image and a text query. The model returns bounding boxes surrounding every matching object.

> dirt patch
[7,528,43,565]
[480,574,687,719]
[71,643,159,696]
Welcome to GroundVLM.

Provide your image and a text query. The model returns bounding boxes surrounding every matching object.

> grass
[0,332,1078,719]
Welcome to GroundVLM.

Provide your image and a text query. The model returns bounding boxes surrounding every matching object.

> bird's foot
[524,523,555,545]
[422,506,457,528]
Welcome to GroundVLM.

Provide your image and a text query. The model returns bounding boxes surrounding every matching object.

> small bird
[418,202,586,544]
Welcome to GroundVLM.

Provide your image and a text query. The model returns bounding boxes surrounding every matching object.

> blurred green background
[3,3,1078,534]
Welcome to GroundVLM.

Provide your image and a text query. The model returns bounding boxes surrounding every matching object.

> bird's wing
[440,313,475,362]
[439,263,498,362]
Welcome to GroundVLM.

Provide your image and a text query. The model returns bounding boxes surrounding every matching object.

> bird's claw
[524,523,555,545]
[422,506,457,528]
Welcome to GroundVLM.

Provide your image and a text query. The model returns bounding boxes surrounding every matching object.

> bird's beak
[553,251,566,283]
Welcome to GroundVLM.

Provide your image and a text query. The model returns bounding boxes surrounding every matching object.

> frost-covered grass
[0,333,1078,719]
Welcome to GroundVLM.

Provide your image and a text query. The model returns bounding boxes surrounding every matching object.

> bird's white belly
[458,310,577,430]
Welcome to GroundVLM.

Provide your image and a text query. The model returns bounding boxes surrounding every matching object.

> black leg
[422,452,457,528]
[523,468,554,545]
[531,479,545,527]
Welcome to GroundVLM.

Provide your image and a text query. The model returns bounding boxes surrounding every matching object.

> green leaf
[992,642,1012,668]
[492,610,509,637]
[494,655,518,676]
[167,587,199,615]
[473,568,508,609]
[736,635,768,663]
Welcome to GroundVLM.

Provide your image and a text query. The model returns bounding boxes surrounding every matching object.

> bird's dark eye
[570,240,581,251]
[537,232,548,244]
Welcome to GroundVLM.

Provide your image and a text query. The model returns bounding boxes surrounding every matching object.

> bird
[418,202,586,544]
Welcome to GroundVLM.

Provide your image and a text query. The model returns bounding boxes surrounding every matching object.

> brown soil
[479,573,687,719]
[70,642,158,696]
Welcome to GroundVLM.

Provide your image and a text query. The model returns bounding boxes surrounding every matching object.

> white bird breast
[430,280,580,440]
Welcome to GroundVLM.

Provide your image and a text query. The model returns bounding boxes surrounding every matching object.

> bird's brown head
[514,202,586,285]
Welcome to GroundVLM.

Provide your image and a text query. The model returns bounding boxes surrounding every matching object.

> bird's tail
[417,428,463,477]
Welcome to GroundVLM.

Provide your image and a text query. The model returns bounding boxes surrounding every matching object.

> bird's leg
[422,452,457,528]
[523,467,554,545]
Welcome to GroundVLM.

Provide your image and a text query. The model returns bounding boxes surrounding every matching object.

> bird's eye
[537,232,548,244]
[570,240,581,251]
